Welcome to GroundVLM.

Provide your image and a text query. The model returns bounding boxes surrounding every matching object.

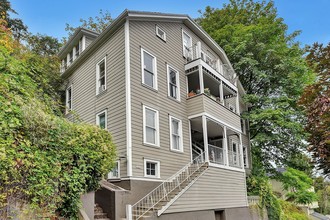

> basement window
[144,159,160,178]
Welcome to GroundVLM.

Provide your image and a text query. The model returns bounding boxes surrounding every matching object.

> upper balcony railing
[185,42,236,82]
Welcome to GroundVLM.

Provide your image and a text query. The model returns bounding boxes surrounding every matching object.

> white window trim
[182,30,192,59]
[169,115,183,152]
[167,64,181,102]
[96,109,107,130]
[241,118,246,134]
[143,105,160,147]
[141,48,158,90]
[156,25,166,41]
[96,57,107,95]
[243,146,249,168]
[144,159,160,178]
[65,85,72,114]
[108,160,120,179]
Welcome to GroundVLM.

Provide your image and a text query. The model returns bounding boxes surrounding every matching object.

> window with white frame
[108,161,120,179]
[141,49,157,89]
[169,116,183,152]
[182,31,192,59]
[144,159,160,178]
[240,118,246,134]
[75,44,80,58]
[68,50,73,65]
[229,139,239,167]
[96,57,106,95]
[96,110,107,129]
[143,106,159,146]
[243,146,248,168]
[65,85,72,113]
[156,25,166,41]
[167,65,180,101]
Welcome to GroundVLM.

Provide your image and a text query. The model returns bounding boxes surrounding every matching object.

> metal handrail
[131,152,206,220]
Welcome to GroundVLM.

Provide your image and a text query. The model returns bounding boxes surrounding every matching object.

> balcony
[185,41,236,86]
[187,94,241,131]
[190,115,245,170]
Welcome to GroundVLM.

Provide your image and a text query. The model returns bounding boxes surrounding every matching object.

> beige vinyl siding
[129,20,191,179]
[85,36,96,49]
[164,167,248,214]
[65,26,127,177]
[187,94,241,131]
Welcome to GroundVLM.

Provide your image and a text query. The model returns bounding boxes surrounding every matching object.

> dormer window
[75,44,80,58]
[68,50,73,65]
[156,25,166,42]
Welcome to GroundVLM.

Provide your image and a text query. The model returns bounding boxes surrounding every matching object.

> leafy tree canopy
[280,168,318,204]
[198,0,315,170]
[0,17,116,219]
[64,9,112,41]
[0,0,27,40]
[26,33,62,56]
[299,42,330,175]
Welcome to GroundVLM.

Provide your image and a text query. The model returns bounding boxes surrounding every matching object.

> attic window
[156,25,166,42]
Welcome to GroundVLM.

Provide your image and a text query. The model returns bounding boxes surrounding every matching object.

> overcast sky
[10,0,330,46]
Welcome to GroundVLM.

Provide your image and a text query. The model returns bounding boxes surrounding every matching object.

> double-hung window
[96,110,107,129]
[167,65,180,101]
[182,31,192,60]
[143,106,159,146]
[144,159,160,178]
[108,161,120,179]
[169,116,183,152]
[141,49,157,90]
[65,85,72,113]
[96,57,106,95]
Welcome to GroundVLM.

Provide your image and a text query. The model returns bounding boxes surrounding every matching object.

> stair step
[95,212,109,219]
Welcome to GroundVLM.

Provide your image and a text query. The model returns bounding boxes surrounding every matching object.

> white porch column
[199,64,204,93]
[202,115,209,162]
[223,126,229,166]
[219,81,224,105]
[239,133,244,169]
[236,93,240,114]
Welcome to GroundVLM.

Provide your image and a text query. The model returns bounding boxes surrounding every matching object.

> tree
[197,0,314,170]
[0,13,116,220]
[280,168,318,205]
[26,33,62,56]
[299,42,330,175]
[0,0,27,40]
[64,9,112,41]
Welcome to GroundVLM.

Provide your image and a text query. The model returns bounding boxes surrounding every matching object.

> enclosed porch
[190,115,244,170]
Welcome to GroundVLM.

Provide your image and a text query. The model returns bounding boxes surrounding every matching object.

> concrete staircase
[94,203,110,220]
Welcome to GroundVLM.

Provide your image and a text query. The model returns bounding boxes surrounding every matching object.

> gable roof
[60,9,236,79]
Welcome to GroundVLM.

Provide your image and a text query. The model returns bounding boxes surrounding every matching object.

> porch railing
[228,150,241,168]
[129,152,207,220]
[208,144,224,165]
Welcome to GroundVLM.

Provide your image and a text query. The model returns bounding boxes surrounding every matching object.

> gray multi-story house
[59,10,251,220]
